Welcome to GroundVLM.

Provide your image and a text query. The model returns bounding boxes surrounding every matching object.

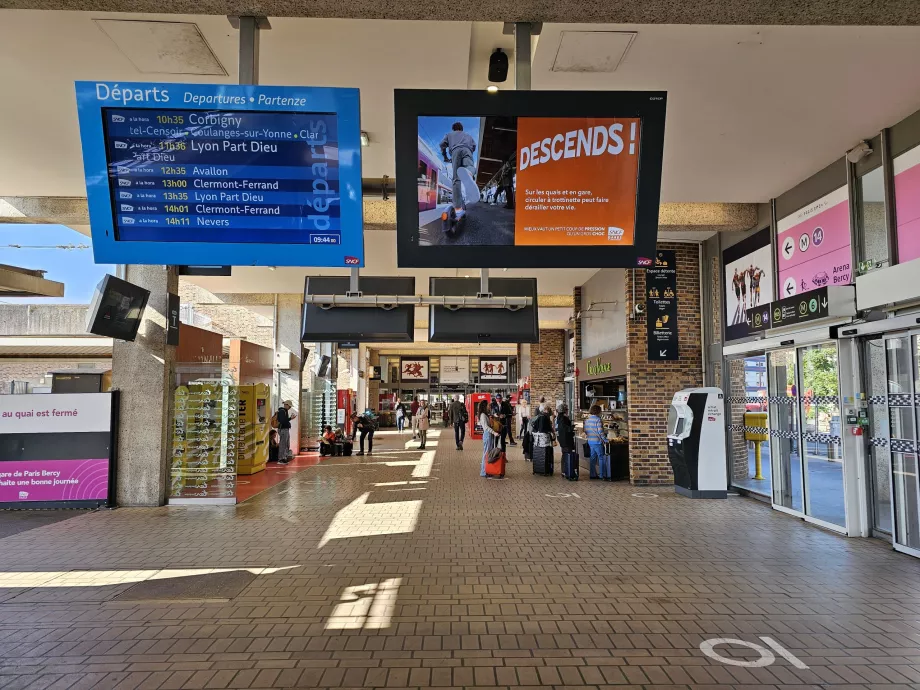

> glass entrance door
[768,348,803,514]
[874,334,920,556]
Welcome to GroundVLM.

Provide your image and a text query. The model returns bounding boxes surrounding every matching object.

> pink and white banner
[0,459,109,503]
[894,145,920,264]
[777,186,852,298]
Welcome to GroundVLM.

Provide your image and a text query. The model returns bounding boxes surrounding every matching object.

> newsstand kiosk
[666,387,727,498]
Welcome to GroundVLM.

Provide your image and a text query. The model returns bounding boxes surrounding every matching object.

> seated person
[320,425,336,456]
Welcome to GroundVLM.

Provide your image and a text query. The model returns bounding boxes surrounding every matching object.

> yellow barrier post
[743,412,769,481]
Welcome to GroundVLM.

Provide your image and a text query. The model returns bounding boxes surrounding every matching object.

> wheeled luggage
[486,451,506,479]
[561,450,579,481]
[532,444,554,476]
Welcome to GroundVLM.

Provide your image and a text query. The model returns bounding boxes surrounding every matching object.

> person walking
[410,397,420,439]
[499,393,517,450]
[478,399,500,477]
[395,402,406,433]
[416,400,431,450]
[274,400,297,465]
[354,411,376,456]
[584,404,609,480]
[448,395,467,450]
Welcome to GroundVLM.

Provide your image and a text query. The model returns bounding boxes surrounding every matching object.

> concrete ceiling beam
[2,1,918,25]
[1,196,759,234]
[0,264,65,298]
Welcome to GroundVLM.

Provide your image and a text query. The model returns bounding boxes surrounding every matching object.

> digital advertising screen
[75,82,364,267]
[396,90,666,268]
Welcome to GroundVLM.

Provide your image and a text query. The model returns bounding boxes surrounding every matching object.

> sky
[418,116,481,169]
[0,224,115,304]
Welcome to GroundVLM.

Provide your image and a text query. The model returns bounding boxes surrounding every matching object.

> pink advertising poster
[0,459,109,503]
[777,186,851,298]
[894,145,920,264]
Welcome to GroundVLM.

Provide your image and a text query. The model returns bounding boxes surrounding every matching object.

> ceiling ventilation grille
[551,31,637,73]
[94,20,227,76]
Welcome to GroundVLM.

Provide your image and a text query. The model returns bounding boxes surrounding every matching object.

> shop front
[574,347,629,479]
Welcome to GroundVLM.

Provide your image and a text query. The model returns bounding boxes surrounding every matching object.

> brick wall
[0,359,111,394]
[728,358,750,483]
[626,243,703,485]
[530,329,565,407]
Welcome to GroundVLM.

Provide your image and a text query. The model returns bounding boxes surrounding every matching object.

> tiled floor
[1,428,919,689]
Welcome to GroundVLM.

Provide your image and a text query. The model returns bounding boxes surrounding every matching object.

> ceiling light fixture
[360,131,370,147]
[486,85,499,94]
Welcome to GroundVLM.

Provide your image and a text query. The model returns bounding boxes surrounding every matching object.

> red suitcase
[486,451,506,479]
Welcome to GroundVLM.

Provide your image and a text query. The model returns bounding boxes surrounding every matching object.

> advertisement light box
[395,89,666,268]
[75,81,364,267]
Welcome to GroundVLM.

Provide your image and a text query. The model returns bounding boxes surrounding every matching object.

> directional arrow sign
[782,237,794,258]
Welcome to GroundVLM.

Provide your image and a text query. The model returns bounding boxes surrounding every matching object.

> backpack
[459,406,469,424]
[270,413,279,429]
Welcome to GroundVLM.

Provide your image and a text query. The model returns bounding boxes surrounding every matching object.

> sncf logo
[636,257,652,267]
[344,256,360,265]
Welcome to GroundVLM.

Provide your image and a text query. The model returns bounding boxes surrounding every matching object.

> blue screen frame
[76,81,364,267]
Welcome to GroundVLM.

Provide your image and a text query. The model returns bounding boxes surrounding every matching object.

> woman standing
[417,400,431,450]
[478,399,500,477]
[555,402,575,452]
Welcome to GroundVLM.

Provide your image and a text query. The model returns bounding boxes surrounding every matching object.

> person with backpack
[395,402,406,433]
[355,410,377,456]
[448,395,468,450]
[584,404,609,480]
[272,400,297,465]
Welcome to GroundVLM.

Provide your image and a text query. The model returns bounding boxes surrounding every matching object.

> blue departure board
[76,82,364,267]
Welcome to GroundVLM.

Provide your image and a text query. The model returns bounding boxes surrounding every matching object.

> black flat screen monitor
[86,274,150,341]
[302,276,415,343]
[428,277,538,343]
[396,89,666,268]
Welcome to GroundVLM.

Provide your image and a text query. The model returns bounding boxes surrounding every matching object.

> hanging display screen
[396,90,666,268]
[75,81,364,267]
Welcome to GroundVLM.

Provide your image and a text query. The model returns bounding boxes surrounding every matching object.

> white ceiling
[2,13,920,204]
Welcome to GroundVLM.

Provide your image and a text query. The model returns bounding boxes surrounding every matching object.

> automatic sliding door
[886,335,920,554]
[799,343,845,528]
[768,348,803,513]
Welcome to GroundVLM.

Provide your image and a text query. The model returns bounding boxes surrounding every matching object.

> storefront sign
[400,357,429,382]
[894,144,920,264]
[576,347,627,382]
[0,393,117,508]
[75,81,364,267]
[479,357,509,383]
[646,249,678,360]
[777,186,852,298]
[723,227,773,341]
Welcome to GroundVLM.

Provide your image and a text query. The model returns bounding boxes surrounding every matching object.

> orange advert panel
[514,117,640,246]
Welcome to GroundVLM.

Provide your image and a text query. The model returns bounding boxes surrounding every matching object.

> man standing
[410,396,420,440]
[499,394,517,450]
[275,400,297,465]
[440,122,477,215]
[448,395,468,450]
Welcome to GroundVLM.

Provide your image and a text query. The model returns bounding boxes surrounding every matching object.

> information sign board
[76,81,364,267]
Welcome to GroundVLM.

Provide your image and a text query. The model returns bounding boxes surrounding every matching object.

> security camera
[846,140,873,164]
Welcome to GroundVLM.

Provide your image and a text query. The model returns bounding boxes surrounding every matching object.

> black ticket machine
[667,387,727,498]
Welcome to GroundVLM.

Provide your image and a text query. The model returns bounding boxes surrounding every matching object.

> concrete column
[112,265,178,506]
[275,294,303,453]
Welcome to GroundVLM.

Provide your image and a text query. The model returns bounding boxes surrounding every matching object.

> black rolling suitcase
[561,450,579,481]
[522,430,533,461]
[532,444,554,476]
